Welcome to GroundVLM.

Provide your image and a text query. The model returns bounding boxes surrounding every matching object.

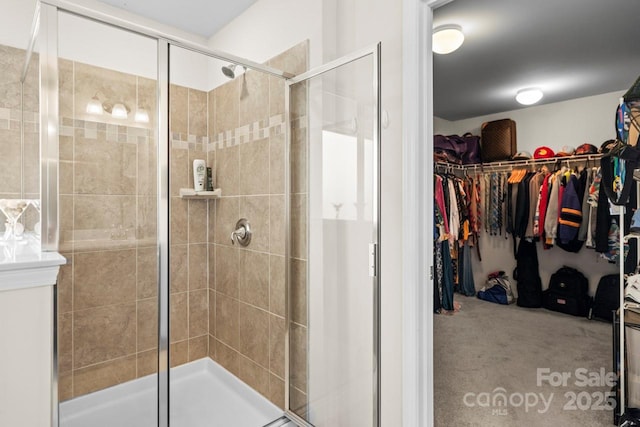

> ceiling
[433,0,640,121]
[97,0,258,38]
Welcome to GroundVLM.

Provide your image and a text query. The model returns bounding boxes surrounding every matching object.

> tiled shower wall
[55,40,309,405]
[56,59,163,400]
[0,44,40,231]
[206,41,308,409]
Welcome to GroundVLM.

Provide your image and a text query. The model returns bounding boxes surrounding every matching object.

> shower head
[222,64,237,79]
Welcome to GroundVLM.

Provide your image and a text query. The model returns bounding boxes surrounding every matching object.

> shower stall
[18,1,381,426]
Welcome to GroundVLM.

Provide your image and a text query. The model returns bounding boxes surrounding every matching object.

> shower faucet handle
[231,218,251,247]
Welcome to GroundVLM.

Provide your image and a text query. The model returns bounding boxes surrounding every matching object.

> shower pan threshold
[59,357,286,427]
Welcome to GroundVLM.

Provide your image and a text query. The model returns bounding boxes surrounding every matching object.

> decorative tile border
[0,107,38,132]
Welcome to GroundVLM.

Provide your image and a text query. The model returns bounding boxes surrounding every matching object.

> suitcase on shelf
[481,118,517,162]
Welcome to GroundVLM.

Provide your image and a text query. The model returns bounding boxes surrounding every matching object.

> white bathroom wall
[435,90,625,154]
[434,91,625,295]
[209,0,404,424]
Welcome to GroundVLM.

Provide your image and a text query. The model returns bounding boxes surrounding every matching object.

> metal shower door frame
[283,43,382,427]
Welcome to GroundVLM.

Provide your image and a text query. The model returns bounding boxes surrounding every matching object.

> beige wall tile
[137,196,157,243]
[214,196,239,246]
[290,125,307,194]
[188,289,208,338]
[59,136,74,195]
[214,79,239,133]
[290,387,308,417]
[58,371,73,402]
[0,46,23,108]
[73,355,137,397]
[239,196,270,252]
[137,298,158,351]
[170,84,188,135]
[215,292,238,349]
[189,335,208,361]
[215,339,239,376]
[74,250,136,310]
[239,137,269,195]
[74,303,136,368]
[290,323,307,392]
[170,244,188,294]
[269,133,285,194]
[291,258,308,326]
[57,253,73,314]
[188,200,208,243]
[208,334,217,360]
[59,195,74,252]
[138,138,157,196]
[189,89,208,136]
[208,289,216,337]
[138,76,157,129]
[238,303,269,368]
[74,195,136,239]
[74,130,137,195]
[59,312,73,373]
[215,146,239,197]
[207,89,216,138]
[23,133,39,194]
[269,374,285,409]
[0,130,22,193]
[137,247,158,299]
[170,340,189,368]
[238,355,270,399]
[239,70,269,127]
[215,245,239,298]
[208,200,216,244]
[170,197,188,244]
[137,349,157,378]
[188,243,207,290]
[269,315,285,378]
[58,58,74,119]
[291,194,307,260]
[208,243,216,289]
[170,292,188,342]
[239,250,269,310]
[269,196,285,256]
[269,255,285,317]
[170,148,188,197]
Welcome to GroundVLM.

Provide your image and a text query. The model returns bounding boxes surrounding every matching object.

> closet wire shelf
[435,153,604,173]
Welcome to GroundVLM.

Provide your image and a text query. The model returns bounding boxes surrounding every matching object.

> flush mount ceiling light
[516,88,544,105]
[433,25,464,55]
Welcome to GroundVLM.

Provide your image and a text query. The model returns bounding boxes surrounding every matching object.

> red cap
[533,146,555,159]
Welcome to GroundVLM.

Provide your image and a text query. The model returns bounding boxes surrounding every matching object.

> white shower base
[60,358,289,427]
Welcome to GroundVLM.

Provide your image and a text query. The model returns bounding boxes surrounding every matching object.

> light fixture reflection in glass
[134,108,149,123]
[86,95,103,115]
[516,88,544,105]
[433,25,464,55]
[111,103,128,119]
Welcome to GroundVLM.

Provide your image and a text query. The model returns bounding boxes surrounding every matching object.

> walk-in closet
[430,0,640,425]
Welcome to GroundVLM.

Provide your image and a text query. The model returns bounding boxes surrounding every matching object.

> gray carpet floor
[434,296,617,426]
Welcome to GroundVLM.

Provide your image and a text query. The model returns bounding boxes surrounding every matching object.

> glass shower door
[286,44,381,427]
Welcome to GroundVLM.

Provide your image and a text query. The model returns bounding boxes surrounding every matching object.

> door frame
[401,0,454,426]
[284,43,382,427]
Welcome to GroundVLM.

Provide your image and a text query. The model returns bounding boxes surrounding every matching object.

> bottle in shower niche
[206,167,214,191]
[193,159,206,191]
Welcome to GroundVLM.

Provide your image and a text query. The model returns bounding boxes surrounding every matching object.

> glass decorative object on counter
[0,199,32,244]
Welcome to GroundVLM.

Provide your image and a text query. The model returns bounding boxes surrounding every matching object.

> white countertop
[0,234,66,292]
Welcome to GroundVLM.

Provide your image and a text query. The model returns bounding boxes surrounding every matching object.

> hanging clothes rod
[435,153,604,173]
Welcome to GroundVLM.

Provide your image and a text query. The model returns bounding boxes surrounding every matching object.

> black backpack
[589,274,620,322]
[543,266,591,317]
[514,239,543,308]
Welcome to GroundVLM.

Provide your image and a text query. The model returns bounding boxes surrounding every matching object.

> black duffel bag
[542,266,592,317]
